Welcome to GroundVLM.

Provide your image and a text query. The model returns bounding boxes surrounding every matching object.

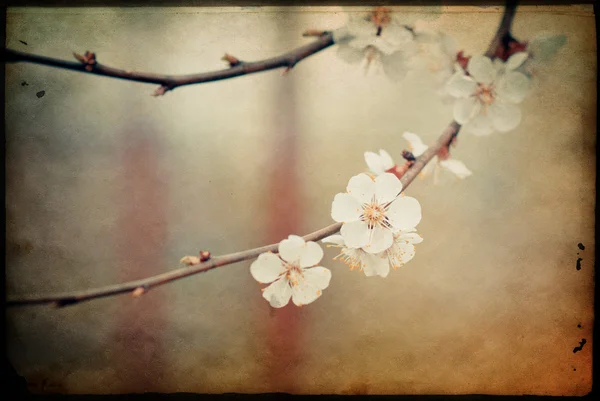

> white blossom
[445,53,531,136]
[364,149,395,176]
[322,234,390,277]
[403,132,472,180]
[408,28,460,96]
[333,8,418,80]
[323,228,423,277]
[250,235,331,308]
[331,173,422,254]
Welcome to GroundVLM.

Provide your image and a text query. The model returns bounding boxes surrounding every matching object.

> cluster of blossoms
[250,145,430,308]
[332,7,566,135]
[247,11,567,309]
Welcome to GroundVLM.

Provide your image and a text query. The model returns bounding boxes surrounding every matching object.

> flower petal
[302,266,331,290]
[398,230,424,244]
[262,278,292,308]
[340,220,370,249]
[489,102,522,132]
[364,225,393,254]
[378,149,395,170]
[321,234,345,246]
[466,113,494,136]
[387,241,416,268]
[374,172,403,204]
[347,173,376,204]
[387,196,422,231]
[331,193,363,223]
[381,50,410,81]
[291,279,322,307]
[467,55,497,84]
[250,252,286,284]
[336,43,365,64]
[445,71,478,98]
[361,252,390,277]
[505,52,529,70]
[496,71,530,104]
[529,33,567,63]
[403,132,428,157]
[364,151,385,175]
[453,97,481,124]
[439,158,473,179]
[278,235,305,263]
[299,241,324,268]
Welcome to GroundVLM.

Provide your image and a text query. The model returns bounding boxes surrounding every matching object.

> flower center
[285,264,303,287]
[476,84,496,106]
[360,198,392,230]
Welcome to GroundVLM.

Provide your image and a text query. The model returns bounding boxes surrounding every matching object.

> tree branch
[2,32,335,95]
[6,2,517,307]
[6,123,460,308]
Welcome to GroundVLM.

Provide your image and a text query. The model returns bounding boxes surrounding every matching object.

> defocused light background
[5,5,595,395]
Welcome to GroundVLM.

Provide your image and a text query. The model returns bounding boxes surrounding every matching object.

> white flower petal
[387,241,416,268]
[299,241,324,268]
[347,14,377,38]
[529,33,567,63]
[302,266,332,290]
[466,113,495,136]
[378,149,395,170]
[364,151,386,175]
[453,97,481,124]
[337,43,365,64]
[496,71,530,104]
[467,55,497,84]
[340,220,370,249]
[398,230,424,244]
[364,225,394,254]
[250,252,286,284]
[381,50,410,81]
[291,279,321,307]
[331,193,363,223]
[505,52,529,70]
[278,235,305,263]
[321,234,345,246]
[361,252,390,277]
[489,102,522,132]
[347,173,376,204]
[262,278,292,308]
[445,71,478,98]
[332,26,353,44]
[439,158,473,179]
[374,173,403,204]
[387,196,422,231]
[403,132,428,156]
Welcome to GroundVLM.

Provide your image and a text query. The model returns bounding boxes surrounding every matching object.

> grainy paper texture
[5,5,595,395]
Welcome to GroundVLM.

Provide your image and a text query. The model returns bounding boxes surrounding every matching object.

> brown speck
[578,243,585,250]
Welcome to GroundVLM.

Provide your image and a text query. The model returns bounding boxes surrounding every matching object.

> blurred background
[5,5,596,395]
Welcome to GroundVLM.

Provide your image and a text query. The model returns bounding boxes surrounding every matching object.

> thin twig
[2,33,335,95]
[6,2,517,307]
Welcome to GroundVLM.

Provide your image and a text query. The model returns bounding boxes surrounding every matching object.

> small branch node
[402,150,416,162]
[132,286,147,297]
[151,85,171,97]
[222,53,242,67]
[73,50,97,71]
[302,29,328,37]
[199,251,211,262]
